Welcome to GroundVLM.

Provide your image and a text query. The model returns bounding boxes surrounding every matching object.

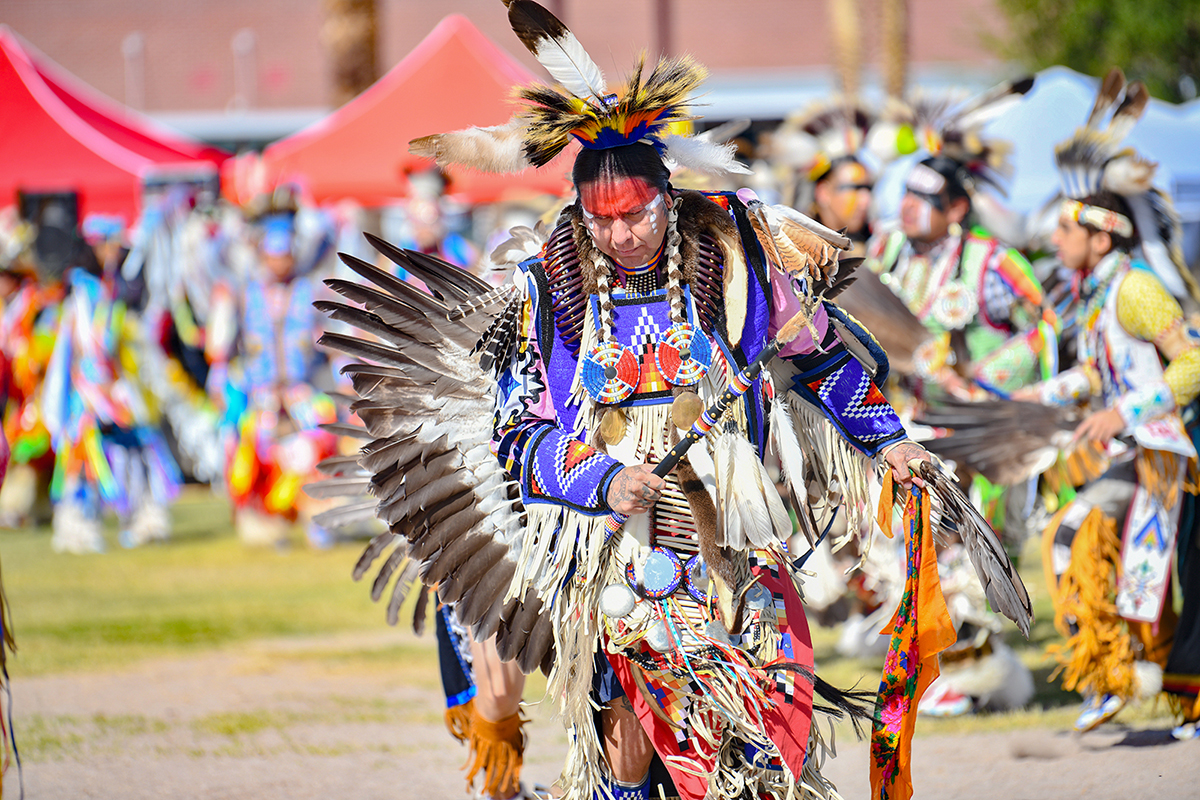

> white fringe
[770,390,876,559]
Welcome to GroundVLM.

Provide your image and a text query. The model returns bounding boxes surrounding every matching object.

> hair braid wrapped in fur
[664,203,685,324]
[592,248,616,341]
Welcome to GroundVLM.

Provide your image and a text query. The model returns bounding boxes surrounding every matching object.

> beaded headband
[1062,199,1133,239]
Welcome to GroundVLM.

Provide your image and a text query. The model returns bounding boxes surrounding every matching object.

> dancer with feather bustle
[1007,69,1200,736]
[221,194,340,547]
[326,3,1031,798]
[0,248,61,528]
[768,101,876,257]
[42,217,183,553]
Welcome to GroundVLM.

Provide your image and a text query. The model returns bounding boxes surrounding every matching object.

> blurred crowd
[0,171,547,553]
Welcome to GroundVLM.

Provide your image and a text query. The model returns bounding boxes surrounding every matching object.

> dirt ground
[12,631,1200,800]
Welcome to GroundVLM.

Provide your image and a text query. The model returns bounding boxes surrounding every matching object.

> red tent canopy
[0,26,225,222]
[32,46,228,168]
[257,14,572,206]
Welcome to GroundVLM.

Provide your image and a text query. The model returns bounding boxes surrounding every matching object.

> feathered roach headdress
[1053,67,1198,301]
[771,98,876,183]
[766,98,876,213]
[409,0,749,178]
[868,76,1035,197]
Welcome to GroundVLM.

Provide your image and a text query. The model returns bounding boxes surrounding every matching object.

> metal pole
[655,0,672,58]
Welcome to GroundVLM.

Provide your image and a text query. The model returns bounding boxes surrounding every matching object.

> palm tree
[322,0,378,107]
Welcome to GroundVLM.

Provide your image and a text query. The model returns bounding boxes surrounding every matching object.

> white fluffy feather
[766,129,820,169]
[864,121,903,164]
[713,432,742,549]
[971,192,1032,251]
[955,93,1027,133]
[1134,660,1163,700]
[489,226,547,267]
[1102,153,1156,196]
[408,117,530,174]
[661,133,752,176]
[1127,193,1189,298]
[769,396,812,542]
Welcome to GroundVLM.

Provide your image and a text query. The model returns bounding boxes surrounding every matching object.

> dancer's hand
[882,440,933,490]
[607,464,666,516]
[1011,385,1041,402]
[1073,407,1125,444]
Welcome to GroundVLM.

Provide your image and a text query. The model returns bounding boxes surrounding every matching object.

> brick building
[3,0,1011,144]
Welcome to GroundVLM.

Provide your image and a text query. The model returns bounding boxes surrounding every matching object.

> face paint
[906,163,947,197]
[647,198,661,235]
[832,167,867,225]
[582,186,670,272]
[835,191,860,223]
[911,194,934,237]
[579,176,660,219]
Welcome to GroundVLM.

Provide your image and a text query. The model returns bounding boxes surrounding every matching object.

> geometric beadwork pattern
[525,426,622,514]
[805,356,904,447]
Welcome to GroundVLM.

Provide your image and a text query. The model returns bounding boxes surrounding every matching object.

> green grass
[0,487,391,676]
[0,487,1179,736]
[17,697,451,761]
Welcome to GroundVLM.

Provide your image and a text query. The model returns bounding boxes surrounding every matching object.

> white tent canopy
[987,66,1200,219]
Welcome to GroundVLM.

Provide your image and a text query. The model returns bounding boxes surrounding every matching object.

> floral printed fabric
[869,476,956,800]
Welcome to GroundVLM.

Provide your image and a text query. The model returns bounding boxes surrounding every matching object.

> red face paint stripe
[579,177,659,219]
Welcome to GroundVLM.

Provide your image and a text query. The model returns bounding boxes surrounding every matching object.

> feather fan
[742,195,850,296]
[913,461,1033,637]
